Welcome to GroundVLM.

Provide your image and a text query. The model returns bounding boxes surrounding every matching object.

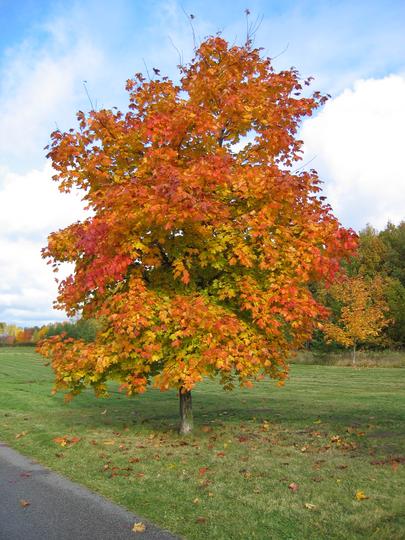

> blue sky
[0,0,404,325]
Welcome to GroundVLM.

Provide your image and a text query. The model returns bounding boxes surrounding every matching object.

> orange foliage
[38,37,356,399]
[323,275,390,350]
[15,328,34,343]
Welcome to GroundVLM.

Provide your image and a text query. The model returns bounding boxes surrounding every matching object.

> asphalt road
[0,443,178,540]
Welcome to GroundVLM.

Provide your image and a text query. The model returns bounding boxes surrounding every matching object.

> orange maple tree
[38,37,357,433]
[322,275,389,364]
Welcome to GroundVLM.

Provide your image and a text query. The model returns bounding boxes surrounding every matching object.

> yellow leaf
[304,503,316,510]
[262,421,270,431]
[355,490,369,501]
[132,522,146,533]
[15,431,28,439]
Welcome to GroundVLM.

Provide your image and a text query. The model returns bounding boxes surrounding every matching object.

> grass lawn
[0,347,404,539]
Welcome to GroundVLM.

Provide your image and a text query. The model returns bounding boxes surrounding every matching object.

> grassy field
[0,347,404,539]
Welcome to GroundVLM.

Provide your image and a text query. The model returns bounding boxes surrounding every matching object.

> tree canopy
[38,37,357,431]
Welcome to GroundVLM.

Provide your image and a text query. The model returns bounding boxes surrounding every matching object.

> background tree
[343,222,405,348]
[38,36,356,433]
[380,221,405,285]
[322,275,390,364]
[44,319,99,342]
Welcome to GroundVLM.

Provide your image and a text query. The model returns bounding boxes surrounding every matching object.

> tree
[344,223,405,347]
[322,275,390,364]
[44,319,99,342]
[380,221,405,286]
[15,328,35,344]
[346,225,389,278]
[38,36,356,433]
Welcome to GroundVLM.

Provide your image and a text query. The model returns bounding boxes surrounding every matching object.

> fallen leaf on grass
[304,503,316,510]
[15,431,28,439]
[346,426,365,436]
[371,456,405,468]
[216,451,225,458]
[193,498,200,504]
[199,479,211,488]
[132,522,145,533]
[103,440,116,446]
[201,425,212,433]
[355,490,369,501]
[196,517,206,524]
[288,482,299,492]
[53,436,81,447]
[198,467,208,476]
[20,499,30,508]
[53,437,66,447]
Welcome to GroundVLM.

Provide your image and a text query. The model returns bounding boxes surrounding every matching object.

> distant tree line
[0,319,99,346]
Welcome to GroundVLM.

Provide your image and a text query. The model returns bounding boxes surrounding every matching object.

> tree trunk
[352,342,356,366]
[179,389,193,435]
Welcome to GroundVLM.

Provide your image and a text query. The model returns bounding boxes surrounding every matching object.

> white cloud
[0,23,103,169]
[0,236,62,326]
[301,75,405,231]
[0,163,84,235]
[0,164,85,326]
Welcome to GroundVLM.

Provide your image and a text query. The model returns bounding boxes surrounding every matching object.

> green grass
[293,349,405,368]
[1,347,404,539]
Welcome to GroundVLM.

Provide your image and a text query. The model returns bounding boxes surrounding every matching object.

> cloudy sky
[1,0,404,326]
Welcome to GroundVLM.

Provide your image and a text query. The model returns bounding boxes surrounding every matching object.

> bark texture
[179,389,193,435]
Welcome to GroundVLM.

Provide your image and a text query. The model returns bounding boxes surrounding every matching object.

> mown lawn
[0,347,404,539]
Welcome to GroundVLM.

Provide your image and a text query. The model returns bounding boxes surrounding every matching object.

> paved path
[0,443,178,540]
